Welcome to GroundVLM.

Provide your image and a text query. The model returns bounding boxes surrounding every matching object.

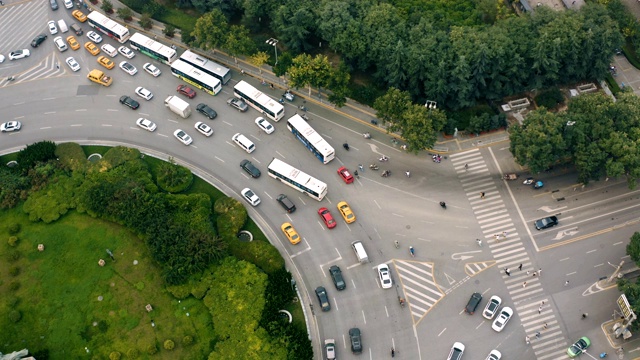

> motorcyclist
[440,201,446,209]
[343,143,349,150]
[409,246,415,257]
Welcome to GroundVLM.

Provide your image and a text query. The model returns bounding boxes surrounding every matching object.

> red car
[318,207,337,229]
[177,84,196,99]
[337,166,354,184]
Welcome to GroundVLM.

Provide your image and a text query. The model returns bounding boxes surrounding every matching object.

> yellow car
[97,56,114,69]
[66,36,80,50]
[72,10,87,22]
[337,201,356,224]
[84,41,100,56]
[281,222,301,245]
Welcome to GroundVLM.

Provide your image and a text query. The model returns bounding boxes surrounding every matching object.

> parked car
[464,292,482,315]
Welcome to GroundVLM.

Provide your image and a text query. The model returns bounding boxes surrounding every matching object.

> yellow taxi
[66,35,80,50]
[337,201,356,224]
[281,222,301,245]
[84,41,100,56]
[97,56,115,70]
[72,10,87,22]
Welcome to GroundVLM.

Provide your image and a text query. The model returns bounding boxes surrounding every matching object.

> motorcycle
[343,143,349,151]
[440,201,446,209]
[409,246,415,257]
[283,90,295,102]
[299,104,307,112]
[369,164,379,170]
[405,171,411,178]
[363,132,371,139]
[381,170,391,177]
[7,76,14,82]
[379,156,389,162]
[301,113,309,121]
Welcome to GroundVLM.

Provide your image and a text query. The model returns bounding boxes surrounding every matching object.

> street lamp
[425,100,437,110]
[266,38,278,66]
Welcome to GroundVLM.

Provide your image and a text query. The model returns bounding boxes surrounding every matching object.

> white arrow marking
[451,250,482,261]
[538,205,567,213]
[552,227,579,240]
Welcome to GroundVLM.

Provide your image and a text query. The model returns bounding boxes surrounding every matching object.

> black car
[315,286,331,312]
[329,265,346,290]
[349,328,362,354]
[119,96,140,110]
[535,216,558,230]
[31,34,47,48]
[465,292,482,314]
[240,159,261,178]
[196,103,217,119]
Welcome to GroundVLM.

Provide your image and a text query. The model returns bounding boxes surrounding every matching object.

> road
[2,2,640,360]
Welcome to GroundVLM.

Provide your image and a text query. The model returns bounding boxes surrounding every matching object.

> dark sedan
[119,96,140,110]
[31,34,47,48]
[240,159,261,178]
[535,216,558,230]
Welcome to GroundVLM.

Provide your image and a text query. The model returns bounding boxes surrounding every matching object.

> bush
[156,160,193,193]
[181,29,194,46]
[8,236,18,246]
[126,349,138,358]
[182,335,193,346]
[213,197,247,241]
[163,24,176,38]
[8,250,20,262]
[17,140,57,174]
[146,344,157,355]
[8,223,21,235]
[163,340,175,350]
[100,0,113,13]
[139,13,153,30]
[55,142,88,172]
[9,281,20,291]
[6,296,19,307]
[117,7,133,21]
[109,351,121,360]
[9,266,20,276]
[535,88,564,109]
[9,310,21,322]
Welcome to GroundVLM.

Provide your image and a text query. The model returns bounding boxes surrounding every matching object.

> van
[351,241,369,263]
[232,133,255,153]
[101,44,118,57]
[70,23,83,36]
[276,194,296,213]
[57,19,68,33]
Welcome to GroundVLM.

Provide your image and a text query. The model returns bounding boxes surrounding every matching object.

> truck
[87,69,112,86]
[164,96,192,118]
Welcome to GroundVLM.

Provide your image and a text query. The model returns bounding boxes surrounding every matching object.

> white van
[100,44,118,57]
[351,241,369,263]
[232,133,255,153]
[57,19,68,33]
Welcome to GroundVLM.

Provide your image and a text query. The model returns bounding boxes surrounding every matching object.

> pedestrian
[538,305,542,314]
[151,320,155,327]
[537,268,542,276]
[565,280,569,286]
[527,270,530,275]
[505,268,511,276]
[241,69,245,76]
[480,192,485,199]
[543,323,548,329]
[535,331,541,338]
[476,239,482,247]
[518,263,523,271]
[525,335,530,344]
[502,231,508,238]
[464,163,468,170]
[582,313,588,319]
[56,64,59,69]
[523,281,527,287]
[541,300,545,305]
[533,272,537,277]
[494,234,500,242]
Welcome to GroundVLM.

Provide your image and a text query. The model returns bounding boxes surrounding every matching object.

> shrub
[163,24,176,38]
[8,236,18,246]
[9,281,20,291]
[126,349,138,358]
[17,140,57,174]
[117,7,133,21]
[109,351,121,360]
[8,250,20,262]
[135,282,145,290]
[9,310,21,322]
[535,88,564,109]
[55,142,88,172]
[163,340,175,350]
[182,335,193,346]
[100,0,113,13]
[8,223,21,235]
[214,197,247,241]
[156,160,193,193]
[9,266,20,276]
[181,29,194,46]
[6,296,19,307]
[146,344,157,355]
[139,13,153,30]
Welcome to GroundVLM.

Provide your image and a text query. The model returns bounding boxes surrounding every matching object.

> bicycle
[394,240,399,249]
[476,239,482,247]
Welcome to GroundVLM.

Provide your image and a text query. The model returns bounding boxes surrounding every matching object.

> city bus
[86,11,130,43]
[287,114,335,164]
[267,158,328,201]
[233,80,284,121]
[179,50,231,85]
[170,60,222,95]
[128,32,178,65]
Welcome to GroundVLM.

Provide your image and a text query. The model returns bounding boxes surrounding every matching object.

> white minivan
[351,241,369,263]
[232,133,255,153]
[100,44,118,57]
[57,19,68,33]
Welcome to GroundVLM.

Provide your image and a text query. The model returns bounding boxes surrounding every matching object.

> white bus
[171,60,222,95]
[129,32,178,65]
[287,114,335,164]
[234,80,284,121]
[179,50,231,85]
[87,11,130,43]
[267,158,328,201]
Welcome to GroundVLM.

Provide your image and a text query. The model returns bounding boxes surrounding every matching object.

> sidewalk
[91,0,510,155]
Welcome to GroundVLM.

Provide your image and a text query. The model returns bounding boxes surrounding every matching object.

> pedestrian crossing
[450,149,570,360]
[392,260,445,325]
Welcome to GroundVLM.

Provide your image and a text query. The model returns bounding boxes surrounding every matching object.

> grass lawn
[0,207,215,359]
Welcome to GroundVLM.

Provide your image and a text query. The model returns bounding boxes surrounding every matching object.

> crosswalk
[450,149,570,360]
[392,260,445,325]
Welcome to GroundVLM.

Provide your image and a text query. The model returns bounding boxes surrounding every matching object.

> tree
[191,10,229,51]
[627,232,640,265]
[116,7,133,21]
[138,13,153,30]
[373,87,412,124]
[395,104,447,152]
[271,2,315,53]
[163,24,176,38]
[223,25,255,62]
[100,0,113,13]
[248,51,269,74]
[288,54,333,96]
[272,51,293,77]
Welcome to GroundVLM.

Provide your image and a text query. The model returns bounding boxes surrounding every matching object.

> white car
[194,122,213,137]
[485,349,502,360]
[0,55,5,63]
[87,31,103,43]
[47,20,58,35]
[53,36,67,52]
[136,118,157,132]
[1,121,22,132]
[492,306,513,332]
[482,295,502,320]
[9,49,30,60]
[447,342,465,360]
[134,87,153,100]
[377,263,393,289]
[255,117,274,134]
[118,46,135,58]
[65,57,80,72]
[241,188,260,206]
[173,129,192,145]
[63,0,73,8]
[119,61,137,75]
[143,62,161,77]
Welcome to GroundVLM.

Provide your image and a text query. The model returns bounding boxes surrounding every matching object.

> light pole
[266,38,278,66]
[425,100,437,110]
